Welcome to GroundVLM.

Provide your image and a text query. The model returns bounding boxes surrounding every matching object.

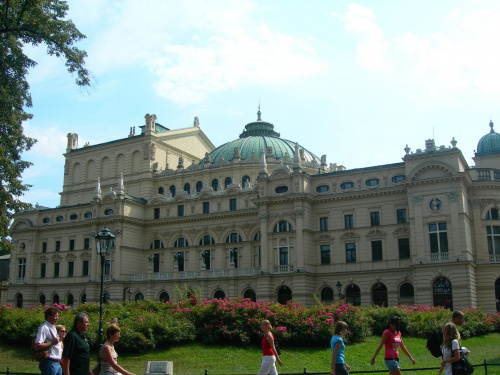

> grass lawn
[1,334,499,375]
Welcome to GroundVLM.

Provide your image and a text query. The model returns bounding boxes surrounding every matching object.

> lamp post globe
[94,227,115,352]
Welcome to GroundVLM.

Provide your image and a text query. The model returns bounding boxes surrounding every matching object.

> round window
[275,186,288,194]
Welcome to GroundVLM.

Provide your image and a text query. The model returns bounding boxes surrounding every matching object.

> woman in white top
[437,323,460,375]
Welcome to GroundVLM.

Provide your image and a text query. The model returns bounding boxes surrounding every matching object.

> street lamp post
[94,227,115,352]
[336,280,342,302]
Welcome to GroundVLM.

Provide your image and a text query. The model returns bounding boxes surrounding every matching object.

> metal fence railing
[2,361,499,375]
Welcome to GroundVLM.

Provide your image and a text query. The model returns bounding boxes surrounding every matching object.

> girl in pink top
[370,316,415,375]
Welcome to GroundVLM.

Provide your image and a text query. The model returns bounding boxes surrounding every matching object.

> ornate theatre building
[7,109,500,312]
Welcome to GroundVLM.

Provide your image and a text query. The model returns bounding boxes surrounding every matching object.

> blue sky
[21,0,500,208]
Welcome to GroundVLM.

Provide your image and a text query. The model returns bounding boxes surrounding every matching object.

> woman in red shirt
[257,320,283,375]
[370,316,415,375]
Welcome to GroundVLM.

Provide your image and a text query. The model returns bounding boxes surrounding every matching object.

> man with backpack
[427,311,465,358]
[34,307,63,375]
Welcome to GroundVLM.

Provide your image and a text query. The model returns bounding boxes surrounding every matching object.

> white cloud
[397,2,500,98]
[332,4,391,72]
[76,0,326,106]
[23,122,67,161]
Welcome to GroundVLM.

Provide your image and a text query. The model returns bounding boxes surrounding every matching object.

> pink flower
[276,326,287,333]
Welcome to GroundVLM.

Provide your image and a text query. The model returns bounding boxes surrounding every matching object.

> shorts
[384,358,400,372]
[335,363,350,375]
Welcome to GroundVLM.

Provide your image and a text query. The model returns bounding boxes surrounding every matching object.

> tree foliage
[0,0,90,246]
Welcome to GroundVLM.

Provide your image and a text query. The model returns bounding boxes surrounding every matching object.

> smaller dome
[476,120,500,157]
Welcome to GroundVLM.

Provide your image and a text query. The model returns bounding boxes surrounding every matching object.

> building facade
[7,111,500,312]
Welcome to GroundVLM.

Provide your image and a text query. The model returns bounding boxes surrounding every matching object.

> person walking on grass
[98,324,135,375]
[370,316,415,375]
[438,323,461,375]
[331,321,351,375]
[34,307,62,375]
[257,320,282,375]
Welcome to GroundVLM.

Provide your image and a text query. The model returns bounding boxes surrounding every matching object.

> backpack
[426,331,443,358]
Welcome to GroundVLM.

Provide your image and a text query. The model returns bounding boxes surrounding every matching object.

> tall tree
[0,0,90,250]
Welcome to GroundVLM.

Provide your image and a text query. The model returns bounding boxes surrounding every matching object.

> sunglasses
[59,330,66,333]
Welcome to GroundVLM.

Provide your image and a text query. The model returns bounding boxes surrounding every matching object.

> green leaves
[0,0,91,242]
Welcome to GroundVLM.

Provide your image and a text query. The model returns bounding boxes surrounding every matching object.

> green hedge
[1,298,498,353]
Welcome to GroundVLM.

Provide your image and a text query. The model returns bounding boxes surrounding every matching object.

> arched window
[486,208,499,220]
[214,290,225,299]
[184,183,191,195]
[320,287,334,304]
[243,289,256,302]
[224,177,232,188]
[159,292,169,302]
[158,187,164,195]
[53,294,60,305]
[81,293,87,304]
[277,286,292,304]
[196,181,203,193]
[226,233,242,243]
[169,185,176,197]
[16,293,23,308]
[150,240,164,249]
[199,235,215,245]
[254,232,260,241]
[433,277,453,310]
[135,293,144,301]
[242,175,250,187]
[495,278,500,312]
[39,294,46,305]
[399,283,414,305]
[66,294,74,307]
[212,179,219,191]
[274,221,293,232]
[345,284,361,306]
[372,283,388,307]
[174,237,189,247]
[104,293,110,303]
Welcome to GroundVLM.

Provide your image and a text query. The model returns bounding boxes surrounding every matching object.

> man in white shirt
[34,307,62,375]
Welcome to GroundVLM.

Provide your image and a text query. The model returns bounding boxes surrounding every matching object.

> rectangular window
[371,240,383,261]
[203,201,210,214]
[429,223,448,253]
[68,261,74,277]
[178,205,184,217]
[55,241,60,252]
[69,239,75,251]
[82,260,89,276]
[279,247,289,265]
[345,243,356,263]
[18,258,26,279]
[487,225,500,255]
[344,215,354,229]
[370,212,380,226]
[320,245,331,264]
[202,250,211,270]
[154,207,160,219]
[397,209,407,224]
[40,263,46,278]
[319,217,328,231]
[54,262,60,278]
[153,253,160,273]
[177,252,185,272]
[84,238,90,249]
[230,198,237,211]
[104,259,111,275]
[42,242,47,253]
[398,238,411,259]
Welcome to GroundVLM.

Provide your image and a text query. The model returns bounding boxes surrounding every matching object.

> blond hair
[261,320,272,329]
[442,323,460,349]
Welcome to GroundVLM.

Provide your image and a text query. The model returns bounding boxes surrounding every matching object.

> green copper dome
[201,108,321,165]
[476,120,500,157]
